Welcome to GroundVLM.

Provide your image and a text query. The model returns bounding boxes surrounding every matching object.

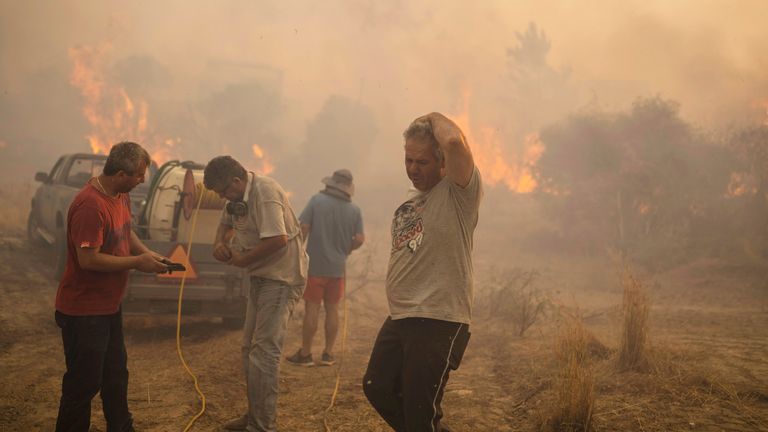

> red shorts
[303,276,345,305]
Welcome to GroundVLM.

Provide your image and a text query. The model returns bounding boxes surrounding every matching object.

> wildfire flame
[448,91,544,193]
[68,44,177,164]
[726,172,757,197]
[252,144,275,175]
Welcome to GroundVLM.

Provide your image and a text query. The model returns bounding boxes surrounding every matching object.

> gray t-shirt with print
[219,173,308,286]
[385,167,482,324]
[300,191,364,278]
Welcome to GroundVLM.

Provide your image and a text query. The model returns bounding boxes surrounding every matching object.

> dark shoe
[223,414,248,430]
[285,349,314,366]
[317,352,336,366]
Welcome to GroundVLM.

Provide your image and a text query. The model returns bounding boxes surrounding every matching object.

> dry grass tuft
[618,271,650,371]
[542,319,595,432]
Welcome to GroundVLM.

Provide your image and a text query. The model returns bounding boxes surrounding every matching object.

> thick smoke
[1,0,767,238]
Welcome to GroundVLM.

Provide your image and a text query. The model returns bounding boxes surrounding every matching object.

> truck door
[39,156,66,233]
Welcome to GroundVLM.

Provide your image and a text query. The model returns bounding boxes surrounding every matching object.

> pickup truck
[28,155,247,325]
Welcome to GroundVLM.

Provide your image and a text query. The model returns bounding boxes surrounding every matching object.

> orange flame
[68,44,176,164]
[726,172,757,197]
[448,91,544,193]
[252,144,275,175]
[151,137,181,166]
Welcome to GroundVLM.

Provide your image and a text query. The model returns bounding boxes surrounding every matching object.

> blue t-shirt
[300,191,364,277]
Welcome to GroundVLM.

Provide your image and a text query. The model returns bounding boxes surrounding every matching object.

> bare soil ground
[1,224,767,431]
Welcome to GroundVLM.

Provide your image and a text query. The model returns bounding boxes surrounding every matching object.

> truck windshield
[65,158,156,192]
[66,158,106,187]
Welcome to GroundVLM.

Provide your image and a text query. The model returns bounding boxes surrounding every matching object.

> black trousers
[55,309,133,432]
[363,317,470,432]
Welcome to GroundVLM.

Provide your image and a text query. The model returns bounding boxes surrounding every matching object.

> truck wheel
[26,212,44,245]
[54,229,67,280]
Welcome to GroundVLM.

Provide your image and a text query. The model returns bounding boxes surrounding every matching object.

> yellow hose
[176,187,206,431]
[323,284,349,432]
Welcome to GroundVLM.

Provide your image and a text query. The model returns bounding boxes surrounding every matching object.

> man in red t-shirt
[54,142,169,432]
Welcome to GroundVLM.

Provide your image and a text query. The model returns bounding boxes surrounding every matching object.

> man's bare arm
[301,223,310,241]
[129,230,150,255]
[76,247,167,273]
[214,223,232,246]
[129,230,168,263]
[213,223,233,262]
[350,232,365,252]
[418,112,474,187]
[228,235,288,268]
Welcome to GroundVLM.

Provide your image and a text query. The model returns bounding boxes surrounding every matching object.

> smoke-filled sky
[1,0,767,217]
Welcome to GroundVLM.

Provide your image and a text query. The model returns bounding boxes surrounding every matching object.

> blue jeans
[241,277,303,432]
[54,309,134,432]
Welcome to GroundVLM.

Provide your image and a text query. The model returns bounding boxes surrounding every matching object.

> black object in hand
[160,259,186,273]
[166,262,186,272]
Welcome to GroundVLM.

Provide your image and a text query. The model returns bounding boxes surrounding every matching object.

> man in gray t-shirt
[286,169,364,367]
[363,112,482,431]
[204,155,308,432]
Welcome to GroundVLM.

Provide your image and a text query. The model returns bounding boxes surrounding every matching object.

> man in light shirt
[363,113,483,431]
[205,155,308,432]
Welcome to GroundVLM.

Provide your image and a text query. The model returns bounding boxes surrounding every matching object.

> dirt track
[1,227,767,431]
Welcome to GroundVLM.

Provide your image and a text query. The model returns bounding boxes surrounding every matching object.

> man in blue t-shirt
[286,169,364,366]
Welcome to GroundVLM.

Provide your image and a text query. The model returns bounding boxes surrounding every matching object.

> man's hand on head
[415,112,465,146]
[414,111,474,187]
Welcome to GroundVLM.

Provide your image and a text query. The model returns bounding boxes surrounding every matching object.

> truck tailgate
[125,241,247,301]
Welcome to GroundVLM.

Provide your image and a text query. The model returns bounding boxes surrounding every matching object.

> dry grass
[478,268,549,336]
[541,319,596,432]
[618,271,650,371]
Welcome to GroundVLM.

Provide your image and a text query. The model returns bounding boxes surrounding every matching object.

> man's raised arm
[418,112,474,188]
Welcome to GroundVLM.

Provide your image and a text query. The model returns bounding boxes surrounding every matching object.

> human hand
[227,251,249,268]
[213,242,232,262]
[414,112,464,146]
[136,252,169,273]
[150,251,169,263]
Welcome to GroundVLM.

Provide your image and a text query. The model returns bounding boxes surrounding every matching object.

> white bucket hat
[321,169,355,197]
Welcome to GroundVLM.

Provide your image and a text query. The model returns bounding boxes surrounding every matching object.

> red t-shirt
[55,183,133,315]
